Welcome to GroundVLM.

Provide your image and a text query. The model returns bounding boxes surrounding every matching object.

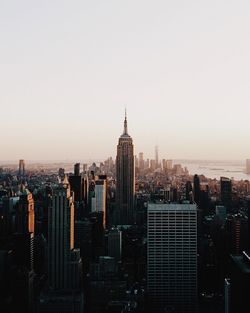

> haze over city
[1,0,250,161]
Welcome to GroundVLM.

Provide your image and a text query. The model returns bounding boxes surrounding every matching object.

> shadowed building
[193,174,200,206]
[221,177,232,209]
[116,111,135,225]
[48,177,81,291]
[147,203,198,313]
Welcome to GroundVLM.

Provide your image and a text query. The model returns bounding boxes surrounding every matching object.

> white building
[95,179,107,213]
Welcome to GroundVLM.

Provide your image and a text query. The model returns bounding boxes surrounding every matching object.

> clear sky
[0,0,250,161]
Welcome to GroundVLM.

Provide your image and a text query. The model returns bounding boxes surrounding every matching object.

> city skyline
[1,1,250,160]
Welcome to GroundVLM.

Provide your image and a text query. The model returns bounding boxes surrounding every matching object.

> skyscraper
[221,177,232,209]
[16,189,35,234]
[139,152,144,171]
[193,174,200,205]
[48,177,81,291]
[147,203,198,313]
[95,177,107,227]
[69,163,83,202]
[19,159,25,177]
[106,227,122,261]
[116,111,135,225]
[155,145,159,168]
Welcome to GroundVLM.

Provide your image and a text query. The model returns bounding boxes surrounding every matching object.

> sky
[0,0,250,161]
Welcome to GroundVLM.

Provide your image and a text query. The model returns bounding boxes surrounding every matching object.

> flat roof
[148,203,197,211]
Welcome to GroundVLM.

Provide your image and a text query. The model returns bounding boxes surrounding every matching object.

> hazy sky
[1,0,250,161]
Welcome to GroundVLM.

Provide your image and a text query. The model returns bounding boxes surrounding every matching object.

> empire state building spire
[123,109,128,135]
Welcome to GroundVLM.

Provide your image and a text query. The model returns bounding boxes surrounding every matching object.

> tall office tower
[95,178,107,227]
[48,178,80,290]
[193,174,200,205]
[185,181,193,201]
[58,168,65,181]
[116,111,135,225]
[139,152,144,171]
[106,228,122,261]
[147,203,198,313]
[221,177,232,209]
[19,159,25,176]
[74,163,80,176]
[12,190,35,313]
[246,159,250,175]
[16,189,35,234]
[69,163,83,202]
[155,146,159,168]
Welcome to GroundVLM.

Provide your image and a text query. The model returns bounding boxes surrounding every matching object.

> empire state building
[116,112,135,225]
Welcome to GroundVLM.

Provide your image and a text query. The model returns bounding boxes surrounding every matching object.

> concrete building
[147,203,198,313]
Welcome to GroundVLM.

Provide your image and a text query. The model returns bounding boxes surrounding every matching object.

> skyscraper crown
[120,109,131,138]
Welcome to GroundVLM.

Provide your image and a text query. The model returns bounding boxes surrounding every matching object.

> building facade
[116,112,135,225]
[147,203,198,313]
[48,178,81,291]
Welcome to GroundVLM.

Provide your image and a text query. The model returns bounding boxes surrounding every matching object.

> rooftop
[148,203,197,211]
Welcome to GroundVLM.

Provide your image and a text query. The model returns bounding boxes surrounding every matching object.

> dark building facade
[193,174,200,205]
[116,112,135,225]
[221,177,232,209]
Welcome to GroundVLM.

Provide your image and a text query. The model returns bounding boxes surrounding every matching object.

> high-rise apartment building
[116,112,135,225]
[147,203,198,313]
